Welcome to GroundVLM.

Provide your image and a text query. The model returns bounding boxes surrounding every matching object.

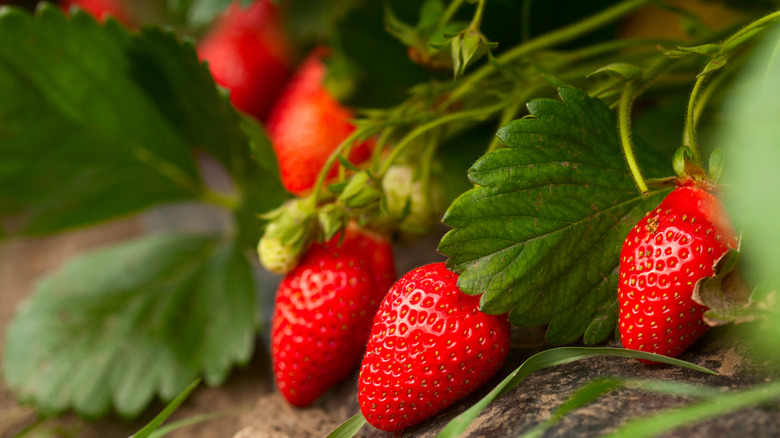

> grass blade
[437,347,715,438]
[519,377,723,438]
[148,411,229,438]
[604,380,780,437]
[327,412,367,438]
[520,377,625,438]
[130,379,200,438]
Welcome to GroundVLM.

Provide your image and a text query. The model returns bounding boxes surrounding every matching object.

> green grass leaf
[2,233,256,418]
[603,380,780,438]
[436,347,715,438]
[131,379,200,438]
[0,5,253,235]
[519,376,721,438]
[438,86,671,344]
[326,412,367,438]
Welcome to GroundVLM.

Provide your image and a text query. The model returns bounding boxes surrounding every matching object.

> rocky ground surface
[1,207,778,438]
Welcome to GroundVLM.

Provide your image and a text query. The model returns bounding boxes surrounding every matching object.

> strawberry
[271,228,396,407]
[266,49,373,196]
[619,182,738,362]
[358,262,510,432]
[61,0,132,24]
[197,0,292,121]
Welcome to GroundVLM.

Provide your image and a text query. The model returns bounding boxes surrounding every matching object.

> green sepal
[691,246,768,327]
[677,43,722,56]
[318,204,349,242]
[699,56,728,76]
[587,62,643,80]
[708,148,726,183]
[338,171,382,210]
[672,146,706,179]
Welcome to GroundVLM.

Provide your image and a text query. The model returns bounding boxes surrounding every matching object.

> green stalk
[521,0,534,42]
[370,127,394,172]
[199,188,240,211]
[420,131,439,209]
[310,128,374,205]
[378,102,506,176]
[470,0,487,30]
[446,0,655,105]
[618,82,648,194]
[722,10,780,53]
[438,0,467,29]
[683,73,707,163]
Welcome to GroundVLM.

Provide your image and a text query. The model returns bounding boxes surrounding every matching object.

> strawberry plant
[1,0,780,436]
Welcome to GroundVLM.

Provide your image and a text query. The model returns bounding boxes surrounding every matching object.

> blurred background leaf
[0,5,271,237]
[2,233,256,418]
[719,24,780,362]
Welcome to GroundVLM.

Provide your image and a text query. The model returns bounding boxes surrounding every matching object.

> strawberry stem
[721,10,780,53]
[469,0,487,31]
[618,81,649,195]
[378,101,506,176]
[683,74,707,165]
[438,0,467,30]
[310,127,375,206]
[199,187,241,211]
[370,127,394,172]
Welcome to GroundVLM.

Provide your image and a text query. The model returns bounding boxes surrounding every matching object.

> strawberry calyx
[691,246,756,327]
[257,199,318,275]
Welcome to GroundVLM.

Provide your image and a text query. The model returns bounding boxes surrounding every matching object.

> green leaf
[0,6,252,235]
[2,233,256,418]
[436,347,715,438]
[131,379,201,438]
[438,86,670,344]
[326,412,367,438]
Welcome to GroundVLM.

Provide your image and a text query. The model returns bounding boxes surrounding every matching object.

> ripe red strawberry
[619,183,738,362]
[358,262,511,432]
[61,0,132,24]
[197,0,292,121]
[266,49,373,195]
[271,228,396,407]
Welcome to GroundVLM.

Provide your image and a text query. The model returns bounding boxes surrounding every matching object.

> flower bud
[257,199,317,274]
